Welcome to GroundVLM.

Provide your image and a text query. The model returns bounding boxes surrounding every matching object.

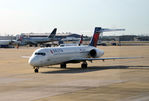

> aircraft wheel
[60,63,66,68]
[35,44,38,47]
[29,44,33,47]
[34,68,39,73]
[81,62,88,69]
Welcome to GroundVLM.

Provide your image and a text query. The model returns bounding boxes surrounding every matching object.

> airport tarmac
[0,46,149,101]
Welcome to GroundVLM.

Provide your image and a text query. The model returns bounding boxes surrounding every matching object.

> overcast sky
[0,0,149,36]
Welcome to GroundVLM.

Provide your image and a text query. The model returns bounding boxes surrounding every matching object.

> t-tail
[48,28,57,38]
[89,27,125,47]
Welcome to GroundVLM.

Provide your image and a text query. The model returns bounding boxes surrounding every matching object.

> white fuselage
[22,37,54,44]
[28,46,104,67]
[0,40,20,45]
[0,40,11,45]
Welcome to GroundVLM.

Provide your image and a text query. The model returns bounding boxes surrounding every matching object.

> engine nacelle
[89,49,104,58]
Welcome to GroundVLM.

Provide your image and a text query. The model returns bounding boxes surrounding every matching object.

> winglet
[48,28,57,38]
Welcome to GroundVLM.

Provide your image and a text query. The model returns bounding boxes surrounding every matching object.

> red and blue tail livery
[89,27,102,47]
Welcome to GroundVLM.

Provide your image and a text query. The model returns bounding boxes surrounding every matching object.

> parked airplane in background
[19,28,57,46]
[28,27,140,73]
[62,36,81,41]
[59,34,84,47]
[0,39,20,48]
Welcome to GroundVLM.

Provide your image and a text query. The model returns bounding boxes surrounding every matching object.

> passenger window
[35,52,46,56]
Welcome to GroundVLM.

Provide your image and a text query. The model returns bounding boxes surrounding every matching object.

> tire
[81,63,87,69]
[34,69,39,73]
[60,63,66,68]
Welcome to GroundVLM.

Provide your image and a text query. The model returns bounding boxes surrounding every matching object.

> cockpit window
[35,52,46,56]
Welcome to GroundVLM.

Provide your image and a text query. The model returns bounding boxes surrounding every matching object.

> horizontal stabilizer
[89,27,125,47]
[99,28,125,33]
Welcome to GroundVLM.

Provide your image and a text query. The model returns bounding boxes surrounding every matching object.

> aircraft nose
[28,57,38,67]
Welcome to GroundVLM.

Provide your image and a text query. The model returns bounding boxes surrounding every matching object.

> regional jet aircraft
[28,27,140,73]
[20,28,57,46]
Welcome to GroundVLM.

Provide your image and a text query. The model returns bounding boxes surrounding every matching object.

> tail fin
[79,34,83,46]
[48,28,57,38]
[89,27,102,47]
[89,27,125,47]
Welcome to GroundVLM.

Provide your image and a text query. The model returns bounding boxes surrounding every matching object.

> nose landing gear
[34,67,39,73]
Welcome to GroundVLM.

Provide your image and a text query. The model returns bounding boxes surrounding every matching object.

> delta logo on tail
[89,27,102,47]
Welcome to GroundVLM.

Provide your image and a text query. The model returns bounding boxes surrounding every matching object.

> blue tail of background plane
[48,28,57,38]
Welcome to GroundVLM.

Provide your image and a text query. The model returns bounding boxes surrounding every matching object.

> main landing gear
[34,67,39,73]
[81,61,88,69]
[60,62,88,69]
[60,63,66,68]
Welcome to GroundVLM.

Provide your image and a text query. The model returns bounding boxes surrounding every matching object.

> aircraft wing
[71,57,143,61]
[30,41,37,44]
[26,41,38,45]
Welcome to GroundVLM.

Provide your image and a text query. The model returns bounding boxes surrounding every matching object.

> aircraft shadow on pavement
[41,65,149,74]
